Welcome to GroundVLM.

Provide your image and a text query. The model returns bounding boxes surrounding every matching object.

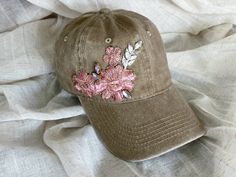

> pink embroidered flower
[94,65,135,102]
[103,46,122,66]
[72,40,142,102]
[72,71,96,97]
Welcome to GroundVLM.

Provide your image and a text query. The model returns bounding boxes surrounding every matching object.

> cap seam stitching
[98,118,197,147]
[79,83,173,104]
[96,110,190,136]
[96,120,199,150]
[97,110,190,133]
[134,16,155,96]
[113,14,153,98]
[76,14,99,72]
[74,17,93,72]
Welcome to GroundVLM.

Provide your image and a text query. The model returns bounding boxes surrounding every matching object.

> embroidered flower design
[72,71,96,97]
[103,46,122,66]
[72,40,142,102]
[95,65,135,102]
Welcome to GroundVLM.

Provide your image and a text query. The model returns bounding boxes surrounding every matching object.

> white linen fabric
[0,0,236,177]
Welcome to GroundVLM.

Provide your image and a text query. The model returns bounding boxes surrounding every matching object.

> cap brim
[78,85,205,162]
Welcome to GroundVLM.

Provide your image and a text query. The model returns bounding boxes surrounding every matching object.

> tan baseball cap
[55,8,205,162]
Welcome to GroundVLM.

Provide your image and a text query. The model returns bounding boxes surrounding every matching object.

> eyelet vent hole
[105,37,112,44]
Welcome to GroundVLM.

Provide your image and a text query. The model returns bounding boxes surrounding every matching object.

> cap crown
[55,9,171,101]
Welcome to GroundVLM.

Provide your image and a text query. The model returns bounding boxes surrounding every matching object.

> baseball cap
[55,8,205,162]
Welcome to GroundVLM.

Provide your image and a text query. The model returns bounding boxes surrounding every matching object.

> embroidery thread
[72,40,142,102]
[122,40,142,69]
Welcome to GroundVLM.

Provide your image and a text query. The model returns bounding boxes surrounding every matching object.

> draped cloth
[0,0,236,176]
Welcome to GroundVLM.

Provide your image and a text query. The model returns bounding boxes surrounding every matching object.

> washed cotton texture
[0,0,236,177]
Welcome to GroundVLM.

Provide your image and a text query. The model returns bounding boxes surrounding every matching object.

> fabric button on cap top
[55,9,205,162]
[99,8,111,14]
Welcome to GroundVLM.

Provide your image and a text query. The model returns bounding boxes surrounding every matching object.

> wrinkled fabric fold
[0,0,236,177]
